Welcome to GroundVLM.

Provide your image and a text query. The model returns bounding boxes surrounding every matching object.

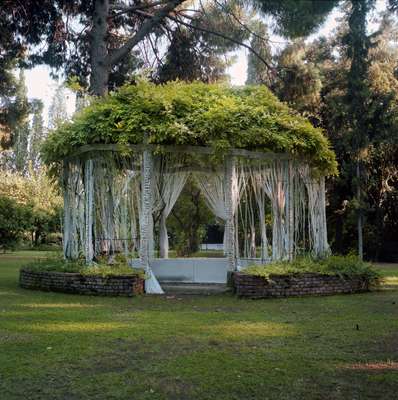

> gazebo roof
[42,81,337,175]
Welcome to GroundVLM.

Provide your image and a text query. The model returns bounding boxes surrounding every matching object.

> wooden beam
[64,143,294,162]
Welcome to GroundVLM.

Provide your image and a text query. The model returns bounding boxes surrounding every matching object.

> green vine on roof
[41,81,337,175]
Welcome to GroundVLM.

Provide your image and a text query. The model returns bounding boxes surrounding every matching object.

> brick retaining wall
[20,269,145,297]
[233,272,370,299]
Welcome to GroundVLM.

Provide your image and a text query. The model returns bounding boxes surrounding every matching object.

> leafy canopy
[42,82,337,175]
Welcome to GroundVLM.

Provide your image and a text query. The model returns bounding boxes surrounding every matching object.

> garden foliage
[24,253,145,277]
[42,82,337,175]
[0,196,33,251]
[243,255,380,284]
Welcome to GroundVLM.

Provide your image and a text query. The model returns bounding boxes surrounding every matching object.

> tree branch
[108,0,186,66]
[110,1,169,18]
[169,14,275,72]
[131,7,275,72]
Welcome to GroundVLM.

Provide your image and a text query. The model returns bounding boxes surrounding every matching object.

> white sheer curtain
[194,164,244,254]
[156,170,189,258]
[299,165,330,258]
[250,170,269,261]
[251,161,290,261]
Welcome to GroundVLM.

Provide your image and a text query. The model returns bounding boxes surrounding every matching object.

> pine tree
[246,21,272,86]
[13,70,30,173]
[344,0,375,259]
[48,85,68,130]
[29,99,45,170]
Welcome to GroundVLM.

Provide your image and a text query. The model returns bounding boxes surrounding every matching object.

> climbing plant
[42,82,337,175]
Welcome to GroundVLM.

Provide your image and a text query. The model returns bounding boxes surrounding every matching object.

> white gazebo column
[84,159,94,264]
[224,155,236,271]
[140,148,153,268]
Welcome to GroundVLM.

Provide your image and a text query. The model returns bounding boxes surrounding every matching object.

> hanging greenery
[42,81,337,175]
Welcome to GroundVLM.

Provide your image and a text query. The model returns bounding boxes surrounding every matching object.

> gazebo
[43,82,337,294]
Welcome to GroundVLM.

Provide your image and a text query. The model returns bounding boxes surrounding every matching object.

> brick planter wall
[20,269,145,297]
[233,272,370,299]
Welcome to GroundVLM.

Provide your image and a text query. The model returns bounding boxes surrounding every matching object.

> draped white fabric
[140,149,164,294]
[195,171,229,221]
[249,161,298,261]
[299,166,330,258]
[251,162,289,260]
[92,159,141,258]
[84,159,95,264]
[153,156,189,258]
[250,170,269,261]
[62,148,330,293]
[194,165,244,258]
[63,160,85,260]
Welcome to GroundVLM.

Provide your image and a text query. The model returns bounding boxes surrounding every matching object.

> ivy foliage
[24,253,145,278]
[243,255,380,284]
[42,82,337,175]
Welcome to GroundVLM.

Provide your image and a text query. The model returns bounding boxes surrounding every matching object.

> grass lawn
[1,251,398,399]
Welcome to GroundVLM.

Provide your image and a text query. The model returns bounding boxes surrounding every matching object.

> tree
[246,20,272,86]
[254,0,339,38]
[48,85,68,130]
[0,0,340,99]
[0,56,18,149]
[0,195,33,251]
[273,40,322,119]
[269,6,398,260]
[29,99,45,170]
[0,0,63,147]
[343,0,375,259]
[0,170,62,246]
[158,1,252,83]
[12,70,30,173]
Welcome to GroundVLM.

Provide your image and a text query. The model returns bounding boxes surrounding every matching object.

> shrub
[0,195,33,252]
[24,254,145,278]
[242,255,380,285]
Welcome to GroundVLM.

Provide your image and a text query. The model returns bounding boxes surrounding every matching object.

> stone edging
[233,272,370,299]
[19,269,145,297]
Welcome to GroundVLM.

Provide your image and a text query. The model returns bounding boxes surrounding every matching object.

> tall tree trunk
[346,0,373,259]
[357,160,363,259]
[90,0,110,96]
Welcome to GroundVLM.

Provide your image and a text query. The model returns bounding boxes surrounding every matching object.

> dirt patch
[345,361,398,371]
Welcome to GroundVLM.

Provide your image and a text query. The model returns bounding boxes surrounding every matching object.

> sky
[24,0,387,125]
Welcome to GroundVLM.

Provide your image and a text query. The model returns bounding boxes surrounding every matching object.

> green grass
[1,251,398,400]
